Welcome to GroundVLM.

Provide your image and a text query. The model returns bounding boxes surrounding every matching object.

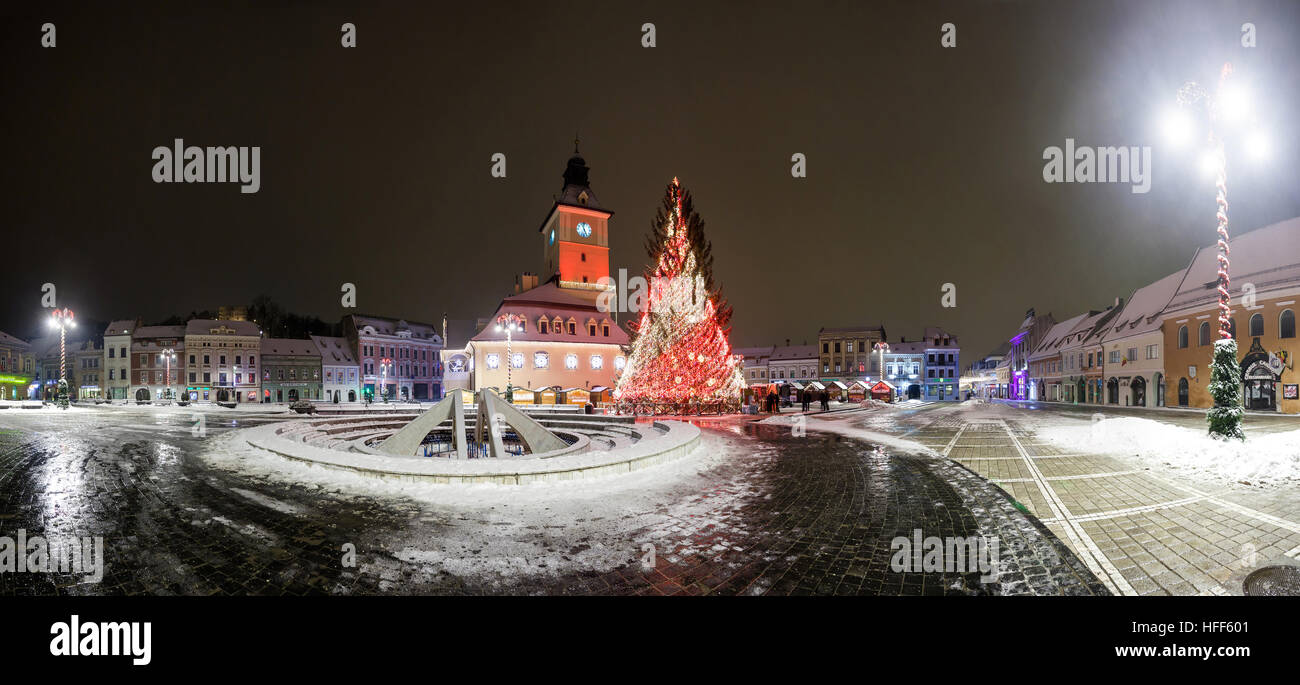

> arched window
[1281,309,1296,339]
[1248,313,1264,337]
[1198,321,1210,346]
[1177,325,1188,349]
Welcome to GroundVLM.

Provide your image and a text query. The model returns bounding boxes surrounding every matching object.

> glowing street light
[495,314,523,396]
[161,348,177,400]
[379,357,392,403]
[1163,63,1269,342]
[1164,62,1268,439]
[47,308,75,409]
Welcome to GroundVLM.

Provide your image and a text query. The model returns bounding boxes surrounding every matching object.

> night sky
[3,0,1299,361]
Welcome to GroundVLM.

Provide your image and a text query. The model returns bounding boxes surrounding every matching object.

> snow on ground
[201,428,728,506]
[1039,416,1300,488]
[756,412,938,457]
[200,429,770,586]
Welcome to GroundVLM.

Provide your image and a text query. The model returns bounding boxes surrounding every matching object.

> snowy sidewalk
[860,402,1300,596]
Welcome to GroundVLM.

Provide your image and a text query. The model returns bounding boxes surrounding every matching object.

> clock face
[576,222,592,238]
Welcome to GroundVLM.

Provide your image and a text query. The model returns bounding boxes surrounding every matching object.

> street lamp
[161,348,176,400]
[47,308,75,409]
[1163,62,1265,439]
[1163,62,1266,340]
[494,314,523,396]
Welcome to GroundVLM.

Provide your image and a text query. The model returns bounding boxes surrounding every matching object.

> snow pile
[858,399,895,410]
[1039,416,1300,487]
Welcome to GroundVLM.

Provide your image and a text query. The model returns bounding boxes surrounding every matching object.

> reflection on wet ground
[0,406,1106,595]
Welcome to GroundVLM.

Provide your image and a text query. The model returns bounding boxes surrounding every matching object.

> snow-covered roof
[133,325,185,340]
[1058,306,1119,351]
[311,335,358,366]
[104,319,137,336]
[261,338,321,357]
[1099,268,1186,343]
[1028,313,1088,360]
[886,341,927,355]
[735,346,774,365]
[470,282,629,345]
[769,344,818,361]
[0,330,30,349]
[1165,217,1300,314]
[347,314,441,341]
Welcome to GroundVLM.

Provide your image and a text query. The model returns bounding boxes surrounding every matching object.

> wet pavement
[0,404,1107,596]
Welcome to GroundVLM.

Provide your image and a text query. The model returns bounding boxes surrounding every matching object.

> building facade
[735,346,774,386]
[74,339,103,400]
[131,325,186,401]
[103,319,135,401]
[0,330,36,400]
[884,340,925,400]
[921,327,960,401]
[1097,273,1184,409]
[260,338,323,402]
[1161,218,1299,413]
[817,326,886,383]
[345,315,444,402]
[1028,314,1085,402]
[767,343,818,383]
[311,335,361,403]
[461,149,629,398]
[1003,309,1056,400]
[184,319,262,402]
[960,343,1007,399]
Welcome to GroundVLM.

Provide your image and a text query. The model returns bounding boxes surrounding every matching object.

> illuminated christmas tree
[614,178,744,406]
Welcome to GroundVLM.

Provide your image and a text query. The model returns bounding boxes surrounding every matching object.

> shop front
[0,374,33,400]
[869,380,895,402]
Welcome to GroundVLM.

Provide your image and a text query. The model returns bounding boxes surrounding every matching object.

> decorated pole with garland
[1178,63,1245,440]
[613,178,744,410]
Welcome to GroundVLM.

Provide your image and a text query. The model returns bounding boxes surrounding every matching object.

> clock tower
[538,142,613,297]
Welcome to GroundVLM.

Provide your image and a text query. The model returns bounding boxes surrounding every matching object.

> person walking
[800,389,810,412]
[820,389,830,411]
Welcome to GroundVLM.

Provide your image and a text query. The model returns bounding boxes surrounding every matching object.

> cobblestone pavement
[857,401,1300,596]
[0,405,1105,596]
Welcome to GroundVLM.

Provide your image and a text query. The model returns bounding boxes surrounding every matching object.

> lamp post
[1164,62,1266,439]
[379,357,392,402]
[161,348,176,400]
[494,314,523,397]
[47,308,75,409]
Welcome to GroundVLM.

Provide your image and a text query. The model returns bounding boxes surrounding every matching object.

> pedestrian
[820,389,830,411]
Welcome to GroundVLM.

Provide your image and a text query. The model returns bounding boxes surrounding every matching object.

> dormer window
[538,319,549,335]
[578,191,588,205]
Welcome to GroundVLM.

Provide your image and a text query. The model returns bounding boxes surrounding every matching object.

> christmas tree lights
[614,178,744,407]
